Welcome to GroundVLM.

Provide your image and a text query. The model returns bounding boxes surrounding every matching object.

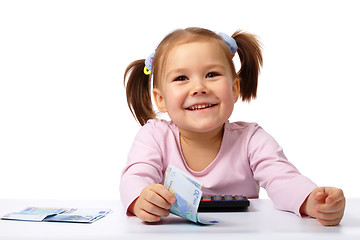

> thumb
[313,187,327,203]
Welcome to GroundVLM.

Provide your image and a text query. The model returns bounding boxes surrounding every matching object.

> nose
[192,89,207,96]
[191,79,207,96]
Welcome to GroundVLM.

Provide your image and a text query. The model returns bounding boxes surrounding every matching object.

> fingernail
[170,197,176,203]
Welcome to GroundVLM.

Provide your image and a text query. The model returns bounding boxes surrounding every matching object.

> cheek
[217,84,236,116]
[218,83,236,102]
[163,87,185,110]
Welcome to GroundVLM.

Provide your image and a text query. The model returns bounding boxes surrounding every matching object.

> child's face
[153,40,240,134]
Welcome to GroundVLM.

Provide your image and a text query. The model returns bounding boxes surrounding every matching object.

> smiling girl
[120,27,345,226]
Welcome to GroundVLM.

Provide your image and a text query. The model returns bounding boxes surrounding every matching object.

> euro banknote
[1,207,111,223]
[164,165,218,224]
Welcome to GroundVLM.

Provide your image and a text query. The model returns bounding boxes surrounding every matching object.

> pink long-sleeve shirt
[120,119,317,216]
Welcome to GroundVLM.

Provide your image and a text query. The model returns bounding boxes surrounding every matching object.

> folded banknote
[164,165,218,224]
[1,207,111,223]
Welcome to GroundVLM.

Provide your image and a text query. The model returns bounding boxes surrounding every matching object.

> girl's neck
[179,124,224,172]
[179,125,224,146]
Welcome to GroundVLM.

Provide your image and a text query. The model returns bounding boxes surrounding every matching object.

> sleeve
[120,121,165,215]
[247,126,318,217]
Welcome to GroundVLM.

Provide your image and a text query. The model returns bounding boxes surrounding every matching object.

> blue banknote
[1,207,111,223]
[164,165,218,224]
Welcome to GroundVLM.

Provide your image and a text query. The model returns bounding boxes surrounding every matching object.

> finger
[144,189,172,210]
[151,184,176,204]
[324,188,344,204]
[315,210,344,222]
[313,187,327,202]
[316,198,345,214]
[316,216,343,226]
[141,200,170,217]
[137,209,162,223]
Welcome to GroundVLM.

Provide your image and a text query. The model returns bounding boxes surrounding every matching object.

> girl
[121,27,345,226]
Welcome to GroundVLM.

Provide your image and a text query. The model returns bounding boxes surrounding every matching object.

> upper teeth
[188,104,214,110]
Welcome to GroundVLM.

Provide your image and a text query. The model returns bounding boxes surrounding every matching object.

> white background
[1,0,359,200]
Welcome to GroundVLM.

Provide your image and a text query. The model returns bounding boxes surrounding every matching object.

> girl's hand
[300,187,345,226]
[128,184,176,222]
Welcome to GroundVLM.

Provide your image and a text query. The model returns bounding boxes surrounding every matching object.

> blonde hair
[124,27,263,126]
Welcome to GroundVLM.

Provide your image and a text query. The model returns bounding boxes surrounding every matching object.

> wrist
[300,194,313,217]
[127,197,139,216]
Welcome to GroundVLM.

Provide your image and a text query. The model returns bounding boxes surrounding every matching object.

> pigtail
[232,30,263,101]
[124,59,156,126]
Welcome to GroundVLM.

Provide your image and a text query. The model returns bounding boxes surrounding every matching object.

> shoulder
[222,121,262,153]
[228,121,283,156]
[224,121,261,137]
[141,119,177,135]
[128,119,179,160]
[134,119,178,143]
[224,121,277,148]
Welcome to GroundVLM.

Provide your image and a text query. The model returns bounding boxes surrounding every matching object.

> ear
[232,77,240,103]
[153,88,168,113]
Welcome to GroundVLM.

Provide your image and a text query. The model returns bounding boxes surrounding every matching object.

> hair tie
[218,32,237,57]
[144,52,155,75]
[143,33,236,75]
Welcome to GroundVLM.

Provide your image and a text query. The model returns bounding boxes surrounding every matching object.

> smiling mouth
[186,104,218,111]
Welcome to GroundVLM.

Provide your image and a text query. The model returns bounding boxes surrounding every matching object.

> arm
[120,121,176,222]
[300,187,345,226]
[247,126,346,226]
[248,126,318,216]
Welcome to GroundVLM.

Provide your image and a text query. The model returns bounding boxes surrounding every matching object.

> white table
[0,198,359,240]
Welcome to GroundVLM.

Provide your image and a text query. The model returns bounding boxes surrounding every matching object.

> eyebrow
[166,64,226,78]
[166,68,187,77]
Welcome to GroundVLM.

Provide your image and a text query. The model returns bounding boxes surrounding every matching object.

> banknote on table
[164,165,219,224]
[1,207,111,223]
[44,208,111,223]
[1,207,66,221]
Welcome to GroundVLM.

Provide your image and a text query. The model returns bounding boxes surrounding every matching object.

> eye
[206,72,220,78]
[174,75,188,81]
